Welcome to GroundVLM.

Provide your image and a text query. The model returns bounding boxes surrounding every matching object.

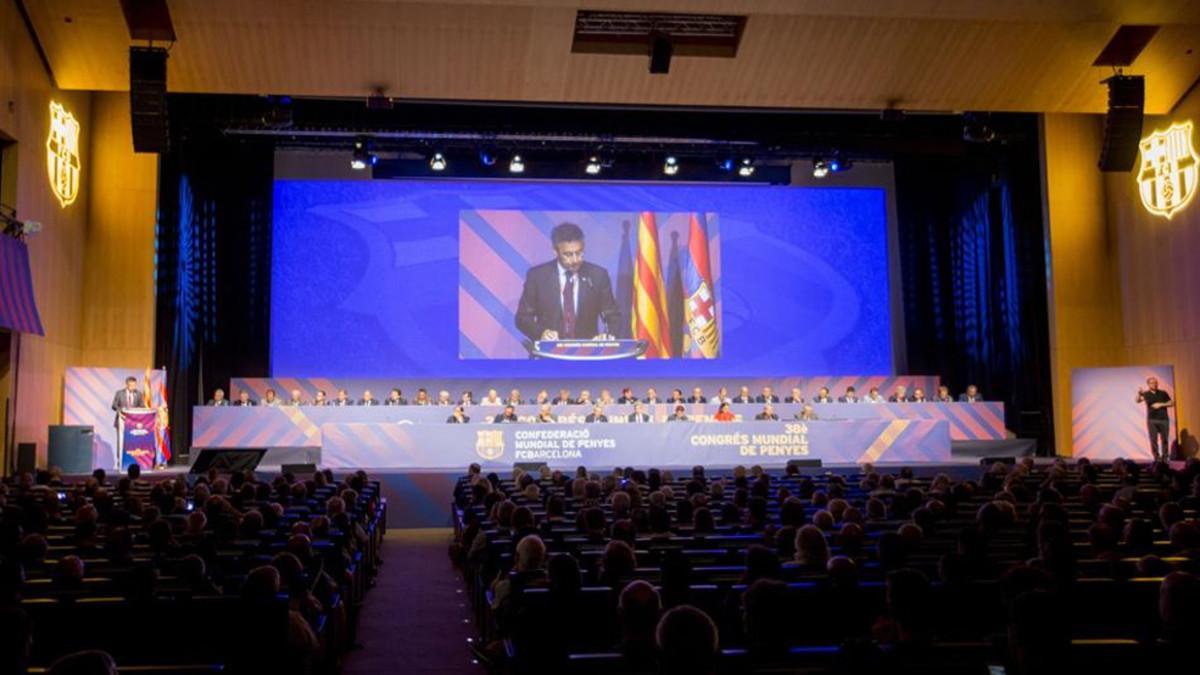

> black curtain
[895,127,1054,452]
[154,130,273,463]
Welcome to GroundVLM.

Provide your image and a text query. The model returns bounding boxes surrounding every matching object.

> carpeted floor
[343,528,480,674]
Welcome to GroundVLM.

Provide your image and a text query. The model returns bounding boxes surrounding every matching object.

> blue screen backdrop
[271,180,892,378]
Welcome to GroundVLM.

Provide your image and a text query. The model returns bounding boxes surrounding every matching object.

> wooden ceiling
[22,0,1200,114]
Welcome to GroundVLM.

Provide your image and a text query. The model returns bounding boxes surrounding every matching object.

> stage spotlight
[812,159,829,178]
[430,152,447,171]
[350,136,376,171]
[663,156,679,176]
[479,148,497,167]
[737,157,755,177]
[585,156,603,175]
[509,154,525,173]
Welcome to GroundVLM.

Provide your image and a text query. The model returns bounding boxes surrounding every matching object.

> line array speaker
[130,46,170,153]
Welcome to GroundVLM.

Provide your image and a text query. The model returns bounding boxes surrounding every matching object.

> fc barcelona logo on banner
[475,430,505,461]
[47,101,81,208]
[1137,121,1198,219]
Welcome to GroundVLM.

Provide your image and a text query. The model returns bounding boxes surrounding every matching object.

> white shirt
[557,263,580,317]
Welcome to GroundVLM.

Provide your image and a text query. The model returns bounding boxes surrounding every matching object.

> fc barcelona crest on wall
[46,101,81,208]
[1137,121,1198,219]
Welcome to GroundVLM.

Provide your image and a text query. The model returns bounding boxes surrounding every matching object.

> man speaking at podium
[516,223,628,342]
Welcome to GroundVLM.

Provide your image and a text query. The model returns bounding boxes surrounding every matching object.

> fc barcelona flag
[683,213,719,358]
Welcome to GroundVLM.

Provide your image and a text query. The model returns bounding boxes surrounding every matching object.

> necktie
[126,391,133,407]
[562,273,576,338]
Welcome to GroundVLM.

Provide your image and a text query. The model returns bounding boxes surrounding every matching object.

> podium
[117,408,160,470]
[528,338,648,361]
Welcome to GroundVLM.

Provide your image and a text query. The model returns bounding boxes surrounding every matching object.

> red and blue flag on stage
[683,213,719,358]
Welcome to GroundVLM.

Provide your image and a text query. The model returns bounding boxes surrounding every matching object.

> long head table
[193,402,1003,447]
[318,419,949,469]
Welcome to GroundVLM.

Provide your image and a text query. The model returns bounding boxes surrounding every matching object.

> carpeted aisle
[343,528,479,674]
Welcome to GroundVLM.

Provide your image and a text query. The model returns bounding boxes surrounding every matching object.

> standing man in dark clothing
[1137,377,1174,461]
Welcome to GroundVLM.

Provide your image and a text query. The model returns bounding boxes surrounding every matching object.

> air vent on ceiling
[572,11,746,59]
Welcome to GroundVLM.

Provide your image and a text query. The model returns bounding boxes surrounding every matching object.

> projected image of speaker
[130,46,170,153]
[1098,74,1144,172]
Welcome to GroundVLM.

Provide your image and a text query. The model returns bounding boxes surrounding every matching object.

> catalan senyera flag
[683,212,719,358]
[631,211,672,358]
[143,367,172,464]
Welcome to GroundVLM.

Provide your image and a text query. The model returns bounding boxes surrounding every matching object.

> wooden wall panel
[1106,83,1200,443]
[0,1,91,465]
[80,92,157,369]
[1041,113,1127,456]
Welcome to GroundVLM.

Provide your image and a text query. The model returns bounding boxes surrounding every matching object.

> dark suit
[385,398,408,406]
[888,395,913,402]
[552,397,576,405]
[207,399,229,407]
[958,394,981,402]
[837,396,859,403]
[687,396,707,404]
[755,412,779,420]
[734,396,753,404]
[515,260,626,341]
[618,396,638,404]
[755,395,780,403]
[785,396,804,403]
[627,413,651,423]
[447,415,470,424]
[359,399,380,406]
[493,413,520,424]
[668,415,689,422]
[333,399,355,406]
[234,399,256,407]
[111,388,146,427]
[584,414,608,423]
[812,396,833,404]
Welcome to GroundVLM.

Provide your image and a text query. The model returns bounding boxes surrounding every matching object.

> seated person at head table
[688,387,707,404]
[864,387,885,403]
[755,403,780,421]
[795,404,819,421]
[713,387,733,405]
[644,387,661,404]
[234,390,256,407]
[934,385,954,403]
[459,391,474,406]
[627,402,652,423]
[505,389,523,407]
[838,386,859,403]
[207,388,229,406]
[536,403,557,423]
[493,405,520,424]
[756,386,780,403]
[667,388,686,404]
[812,387,834,404]
[261,389,281,407]
[447,406,470,424]
[585,404,608,423]
[734,386,754,404]
[959,384,982,402]
[480,389,503,406]
[888,385,911,403]
[552,388,575,405]
[713,402,736,422]
[312,390,329,406]
[285,388,306,406]
[910,387,928,403]
[533,389,551,405]
[333,389,354,406]
[385,388,407,406]
[617,387,638,404]
[413,388,431,406]
[436,390,453,406]
[785,387,804,404]
[668,404,689,422]
[577,389,593,406]
[597,389,614,406]
[359,389,380,406]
